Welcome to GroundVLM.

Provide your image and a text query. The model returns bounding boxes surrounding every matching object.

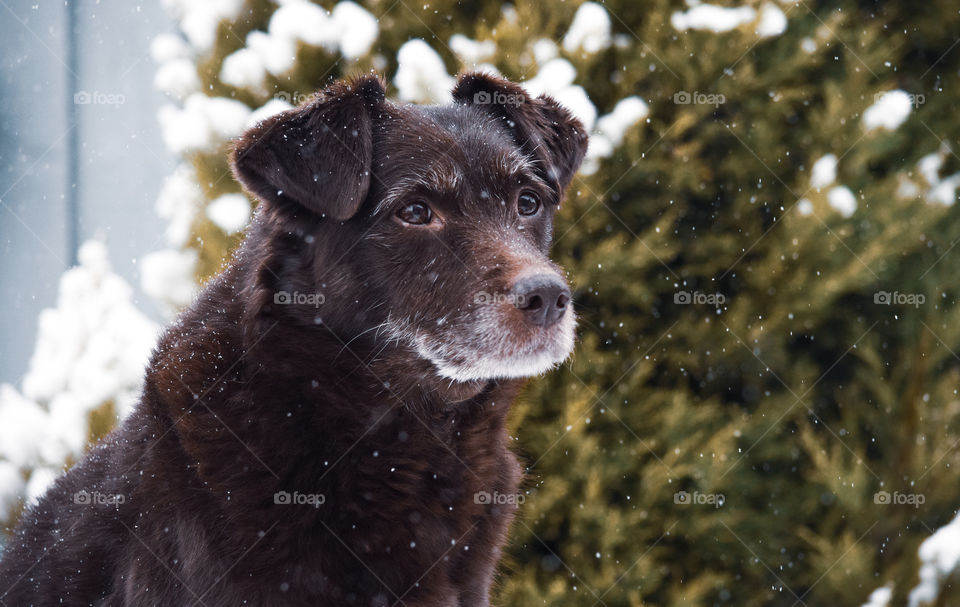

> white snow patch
[896,174,920,199]
[450,34,496,65]
[141,248,199,316]
[394,39,455,103]
[827,185,857,217]
[583,96,649,174]
[597,97,649,147]
[332,2,379,60]
[154,58,201,100]
[247,29,298,77]
[150,33,192,63]
[221,47,268,91]
[523,58,597,131]
[862,585,893,607]
[158,94,251,154]
[25,468,58,506]
[269,0,334,49]
[914,148,959,206]
[671,4,756,33]
[532,39,559,64]
[161,0,245,53]
[927,174,960,207]
[247,98,296,128]
[908,512,960,607]
[155,164,203,248]
[219,1,378,90]
[562,2,612,54]
[918,152,944,186]
[207,193,252,234]
[810,154,838,190]
[755,4,788,37]
[863,90,913,131]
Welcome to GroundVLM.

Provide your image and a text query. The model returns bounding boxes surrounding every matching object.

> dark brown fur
[0,73,586,606]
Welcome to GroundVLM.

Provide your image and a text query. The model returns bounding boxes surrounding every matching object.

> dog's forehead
[375,103,535,193]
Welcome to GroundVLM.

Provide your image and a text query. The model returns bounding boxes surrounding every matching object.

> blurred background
[2,0,960,605]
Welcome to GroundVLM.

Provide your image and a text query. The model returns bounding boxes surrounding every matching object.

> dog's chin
[407,311,576,384]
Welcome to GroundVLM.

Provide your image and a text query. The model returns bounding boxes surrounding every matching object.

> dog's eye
[517,191,541,217]
[396,201,432,225]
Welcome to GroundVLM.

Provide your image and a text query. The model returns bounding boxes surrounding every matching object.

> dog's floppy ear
[452,72,588,195]
[231,75,385,221]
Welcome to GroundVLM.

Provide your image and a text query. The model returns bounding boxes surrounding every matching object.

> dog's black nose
[511,274,571,327]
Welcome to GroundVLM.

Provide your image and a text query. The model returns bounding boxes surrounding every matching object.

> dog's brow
[373,161,463,215]
[491,150,549,192]
[495,149,533,177]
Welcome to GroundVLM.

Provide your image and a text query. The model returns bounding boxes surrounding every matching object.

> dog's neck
[241,313,506,410]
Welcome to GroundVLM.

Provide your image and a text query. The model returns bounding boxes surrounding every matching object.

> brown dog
[0,72,586,606]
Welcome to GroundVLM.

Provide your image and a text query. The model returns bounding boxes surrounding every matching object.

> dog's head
[231,73,587,383]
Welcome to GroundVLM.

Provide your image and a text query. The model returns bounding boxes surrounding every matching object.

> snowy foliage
[161,0,245,53]
[909,512,960,606]
[449,34,496,66]
[394,39,456,103]
[220,0,378,91]
[562,2,612,55]
[914,148,960,207]
[207,193,252,235]
[671,2,787,37]
[862,586,893,607]
[827,185,858,217]
[863,90,914,131]
[140,248,198,317]
[158,94,251,155]
[584,97,649,174]
[810,154,838,190]
[0,242,158,519]
[755,4,788,37]
[671,4,757,33]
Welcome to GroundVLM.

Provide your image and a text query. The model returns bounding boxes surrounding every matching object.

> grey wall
[0,0,175,384]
